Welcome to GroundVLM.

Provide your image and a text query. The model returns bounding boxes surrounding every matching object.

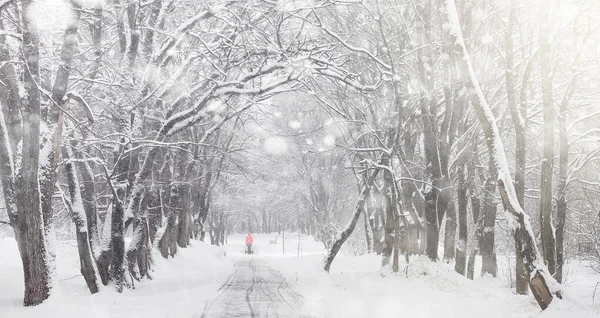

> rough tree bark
[158,158,178,258]
[8,0,53,306]
[62,146,99,294]
[177,184,192,247]
[107,147,130,292]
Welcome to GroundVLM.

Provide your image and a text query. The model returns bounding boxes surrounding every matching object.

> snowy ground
[0,238,233,317]
[1,233,600,317]
[227,233,600,318]
[202,258,309,317]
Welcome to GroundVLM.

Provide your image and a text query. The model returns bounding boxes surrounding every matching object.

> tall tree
[538,0,557,276]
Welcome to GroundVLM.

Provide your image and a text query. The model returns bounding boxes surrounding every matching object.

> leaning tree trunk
[324,169,379,272]
[63,146,99,294]
[324,193,366,273]
[445,0,561,309]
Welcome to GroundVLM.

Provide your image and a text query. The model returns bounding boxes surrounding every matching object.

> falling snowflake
[263,136,288,155]
[323,135,336,147]
[288,120,301,130]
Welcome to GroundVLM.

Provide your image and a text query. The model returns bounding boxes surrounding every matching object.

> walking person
[245,232,253,254]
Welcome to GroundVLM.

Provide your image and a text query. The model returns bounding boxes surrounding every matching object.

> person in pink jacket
[245,232,253,254]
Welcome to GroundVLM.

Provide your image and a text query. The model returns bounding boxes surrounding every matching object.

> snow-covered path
[202,258,311,318]
[2,234,600,317]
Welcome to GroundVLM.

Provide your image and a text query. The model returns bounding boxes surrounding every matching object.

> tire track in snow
[201,261,239,318]
[201,258,311,317]
[245,259,257,318]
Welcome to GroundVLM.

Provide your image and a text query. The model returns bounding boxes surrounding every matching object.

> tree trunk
[325,179,373,272]
[382,157,398,267]
[417,6,443,261]
[13,0,52,305]
[40,0,82,254]
[505,2,530,294]
[127,211,152,280]
[109,149,130,292]
[363,200,373,253]
[142,0,162,55]
[96,243,112,286]
[424,189,439,261]
[219,215,226,245]
[407,227,419,256]
[159,212,178,258]
[467,248,478,280]
[515,226,529,294]
[444,201,457,262]
[127,216,151,279]
[63,147,99,294]
[538,0,557,276]
[96,197,112,286]
[481,163,498,277]
[109,198,126,292]
[148,189,162,243]
[455,165,468,275]
[325,169,379,272]
[87,0,103,80]
[159,184,180,257]
[77,159,100,255]
[555,76,571,285]
[177,185,191,247]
